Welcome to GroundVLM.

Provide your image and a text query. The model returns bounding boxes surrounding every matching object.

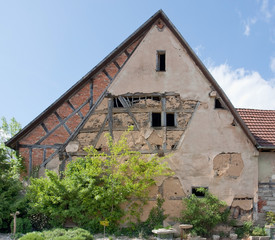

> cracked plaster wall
[63,21,259,222]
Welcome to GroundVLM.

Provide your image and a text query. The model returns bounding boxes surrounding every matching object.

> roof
[237,109,275,149]
[6,10,257,150]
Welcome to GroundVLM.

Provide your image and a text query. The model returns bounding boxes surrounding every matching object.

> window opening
[152,113,161,127]
[166,113,175,127]
[113,98,123,108]
[157,51,166,71]
[152,96,161,101]
[215,98,224,109]
[192,187,208,197]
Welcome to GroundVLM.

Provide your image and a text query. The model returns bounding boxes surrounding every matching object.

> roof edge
[6,10,165,149]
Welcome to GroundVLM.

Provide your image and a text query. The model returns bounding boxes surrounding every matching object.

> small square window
[152,113,161,127]
[156,51,166,71]
[166,113,175,127]
[192,187,208,197]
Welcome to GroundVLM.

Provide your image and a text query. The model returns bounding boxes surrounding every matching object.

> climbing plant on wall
[27,127,173,230]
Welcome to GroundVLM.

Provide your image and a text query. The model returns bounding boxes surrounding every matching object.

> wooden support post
[10,211,20,236]
[108,99,113,139]
[161,96,167,150]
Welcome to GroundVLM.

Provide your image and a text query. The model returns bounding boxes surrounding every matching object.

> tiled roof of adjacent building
[237,108,275,148]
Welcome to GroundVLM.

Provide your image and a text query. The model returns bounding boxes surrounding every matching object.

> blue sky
[1,0,275,127]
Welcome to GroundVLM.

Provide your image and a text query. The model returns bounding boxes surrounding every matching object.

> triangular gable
[6,10,258,173]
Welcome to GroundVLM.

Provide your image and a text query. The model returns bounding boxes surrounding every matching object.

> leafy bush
[179,188,229,237]
[251,226,267,236]
[19,228,93,240]
[266,211,275,225]
[10,217,32,234]
[136,197,168,235]
[27,128,172,229]
[19,232,44,240]
[235,221,267,238]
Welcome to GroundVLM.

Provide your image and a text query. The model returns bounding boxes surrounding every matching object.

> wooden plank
[29,148,32,177]
[19,144,61,149]
[41,122,49,133]
[54,111,72,135]
[90,82,93,108]
[118,96,140,130]
[67,100,84,119]
[108,99,113,139]
[36,98,90,145]
[103,69,113,82]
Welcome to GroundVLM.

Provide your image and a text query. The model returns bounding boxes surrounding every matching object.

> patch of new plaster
[83,114,106,129]
[147,130,163,146]
[162,177,186,199]
[46,156,60,174]
[231,199,253,211]
[166,96,181,110]
[113,131,136,149]
[163,200,184,219]
[213,153,244,178]
[113,113,134,128]
[65,141,79,153]
[76,132,97,149]
[147,184,159,198]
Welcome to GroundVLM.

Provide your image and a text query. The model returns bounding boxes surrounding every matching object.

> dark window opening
[192,187,208,197]
[157,51,166,71]
[152,96,161,101]
[215,98,224,109]
[152,113,161,127]
[113,98,123,108]
[166,113,175,127]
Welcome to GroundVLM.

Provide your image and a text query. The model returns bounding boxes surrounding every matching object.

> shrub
[251,226,267,236]
[179,188,229,237]
[27,128,172,229]
[42,228,66,239]
[19,232,45,240]
[266,211,275,225]
[10,217,32,234]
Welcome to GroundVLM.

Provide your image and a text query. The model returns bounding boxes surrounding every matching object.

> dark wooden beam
[41,123,49,133]
[108,99,113,139]
[54,112,72,135]
[29,148,32,177]
[103,69,113,82]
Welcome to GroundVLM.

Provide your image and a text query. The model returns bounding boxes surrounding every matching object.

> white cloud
[243,18,257,36]
[270,57,275,73]
[208,63,275,110]
[260,0,272,21]
[194,45,204,57]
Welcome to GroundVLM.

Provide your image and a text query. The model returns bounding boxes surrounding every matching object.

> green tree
[27,128,173,230]
[0,117,24,232]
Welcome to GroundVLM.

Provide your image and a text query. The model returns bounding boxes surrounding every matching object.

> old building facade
[6,10,275,225]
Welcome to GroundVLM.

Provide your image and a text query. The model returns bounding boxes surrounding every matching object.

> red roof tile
[237,108,275,148]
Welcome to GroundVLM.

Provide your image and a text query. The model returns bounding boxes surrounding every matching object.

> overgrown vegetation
[0,117,25,232]
[19,228,93,240]
[27,128,172,230]
[266,211,275,225]
[235,221,267,238]
[179,188,229,237]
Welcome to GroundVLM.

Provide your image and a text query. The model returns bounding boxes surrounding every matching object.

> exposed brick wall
[19,125,46,145]
[17,37,143,175]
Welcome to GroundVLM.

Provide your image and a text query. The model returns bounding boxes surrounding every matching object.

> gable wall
[64,21,259,223]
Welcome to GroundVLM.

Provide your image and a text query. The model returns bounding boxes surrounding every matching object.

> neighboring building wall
[257,152,275,226]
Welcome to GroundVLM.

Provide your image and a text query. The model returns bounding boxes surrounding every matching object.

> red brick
[41,125,70,145]
[32,148,43,166]
[19,148,30,175]
[46,148,56,159]
[44,113,60,132]
[57,102,73,119]
[105,62,118,79]
[115,52,128,67]
[80,102,90,117]
[66,114,82,132]
[19,125,46,145]
[93,72,110,102]
[70,83,90,109]
[127,38,141,54]
[258,197,267,213]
